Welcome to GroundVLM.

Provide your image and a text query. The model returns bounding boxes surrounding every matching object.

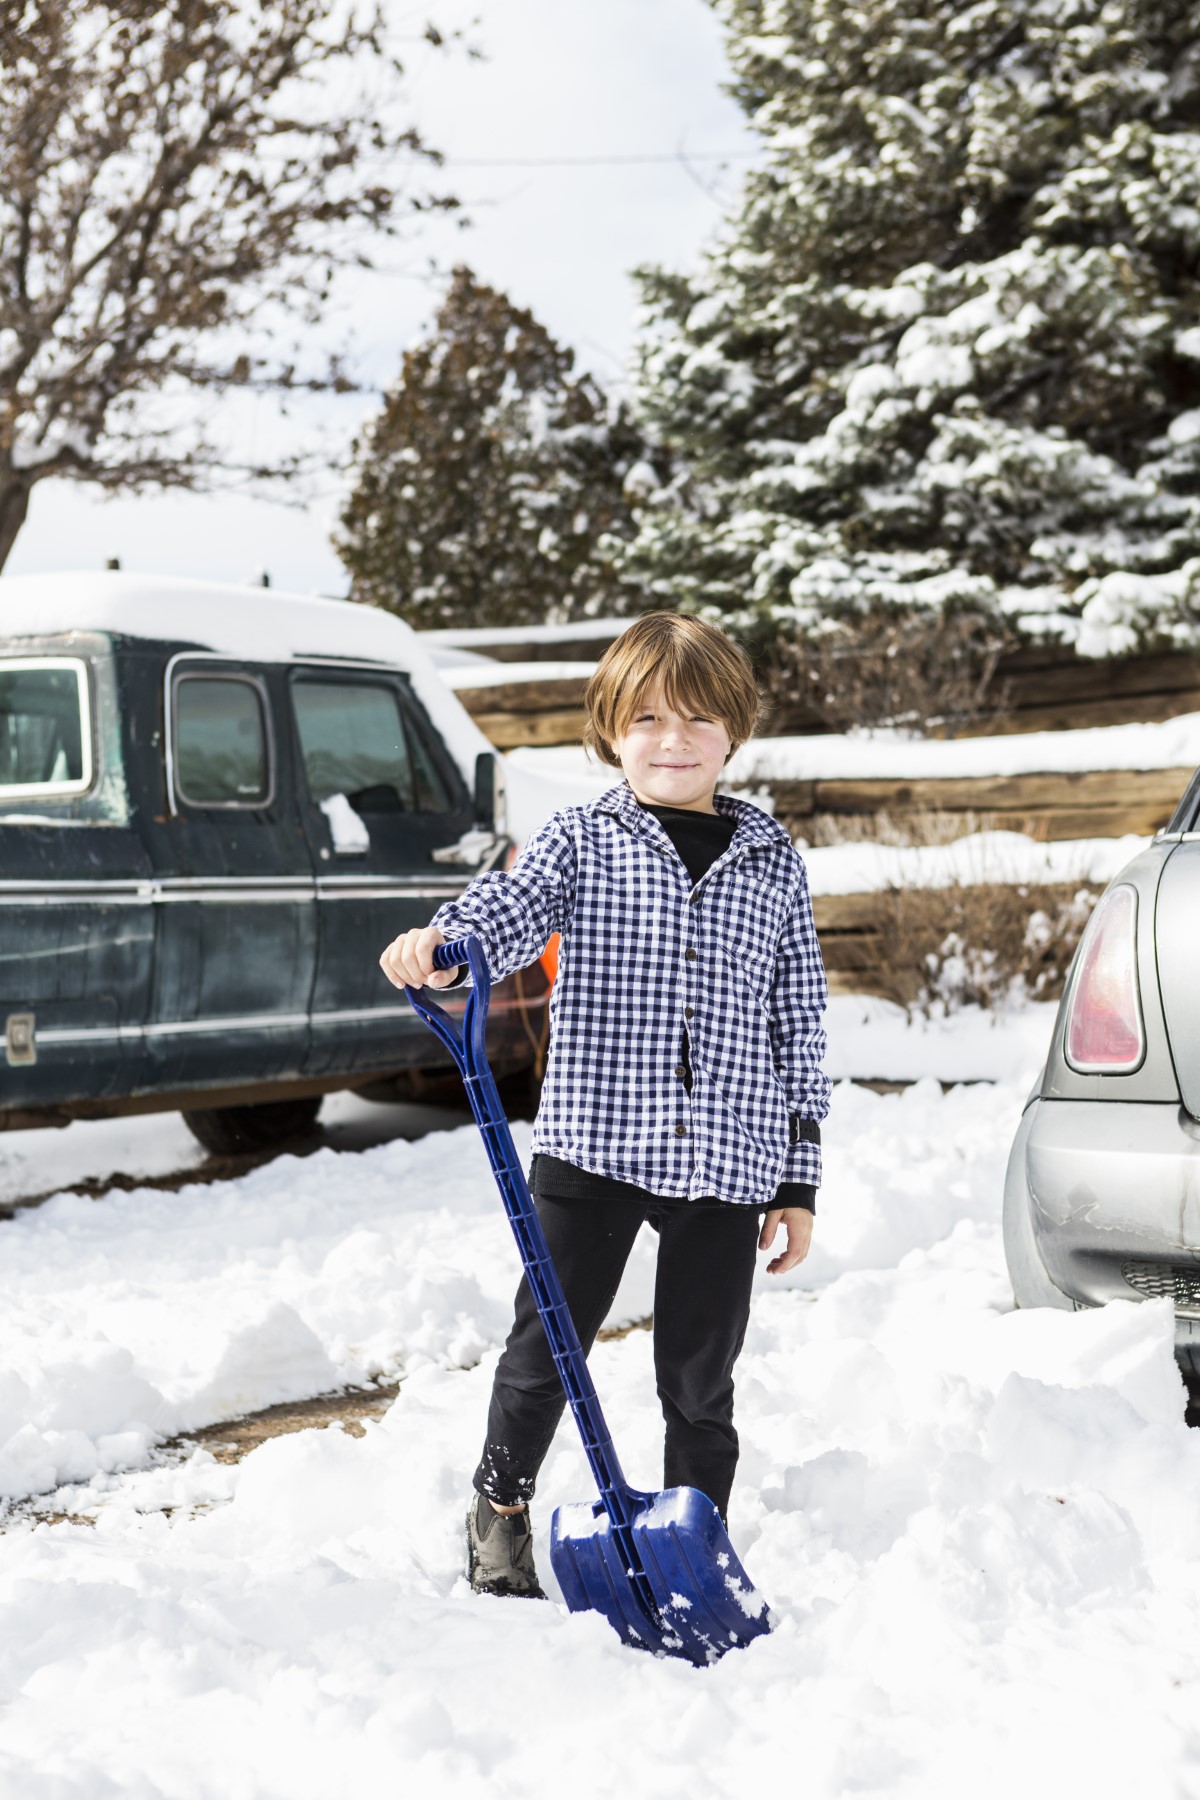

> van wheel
[181,1096,323,1157]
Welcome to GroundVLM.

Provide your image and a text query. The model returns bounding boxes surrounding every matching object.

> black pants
[473,1190,762,1520]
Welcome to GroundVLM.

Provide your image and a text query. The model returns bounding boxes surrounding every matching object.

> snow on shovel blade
[551,1486,771,1666]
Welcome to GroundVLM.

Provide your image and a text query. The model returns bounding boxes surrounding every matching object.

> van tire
[181,1096,323,1157]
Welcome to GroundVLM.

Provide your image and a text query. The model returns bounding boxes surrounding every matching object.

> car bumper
[1022,1097,1200,1342]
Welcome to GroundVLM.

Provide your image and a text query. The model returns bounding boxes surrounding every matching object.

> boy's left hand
[759,1207,813,1274]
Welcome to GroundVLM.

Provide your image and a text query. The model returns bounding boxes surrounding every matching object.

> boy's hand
[759,1207,813,1275]
[379,925,460,990]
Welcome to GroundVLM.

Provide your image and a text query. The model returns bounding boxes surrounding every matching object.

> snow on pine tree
[337,267,654,630]
[625,0,1200,662]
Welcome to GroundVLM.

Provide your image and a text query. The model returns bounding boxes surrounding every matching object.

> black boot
[465,1494,546,1599]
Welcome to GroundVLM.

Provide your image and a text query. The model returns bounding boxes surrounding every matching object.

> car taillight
[1064,884,1145,1073]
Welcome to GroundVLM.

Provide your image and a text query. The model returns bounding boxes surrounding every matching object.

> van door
[0,646,152,1112]
[142,657,317,1091]
[287,663,481,1073]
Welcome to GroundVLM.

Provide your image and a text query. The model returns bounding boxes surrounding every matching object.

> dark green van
[0,574,549,1154]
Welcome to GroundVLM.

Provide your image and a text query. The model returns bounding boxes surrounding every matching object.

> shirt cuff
[782,1139,822,1187]
[773,1182,816,1214]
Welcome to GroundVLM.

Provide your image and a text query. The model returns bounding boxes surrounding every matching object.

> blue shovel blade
[550,1486,772,1666]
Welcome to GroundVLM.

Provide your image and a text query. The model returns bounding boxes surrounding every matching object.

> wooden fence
[439,632,1200,748]
[763,766,1195,845]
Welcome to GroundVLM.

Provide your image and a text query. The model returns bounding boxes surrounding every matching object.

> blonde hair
[582,612,764,770]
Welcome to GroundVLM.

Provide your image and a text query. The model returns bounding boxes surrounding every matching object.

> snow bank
[804,829,1148,895]
[0,1066,1042,1511]
[732,714,1200,781]
[825,996,1057,1083]
[512,712,1200,787]
[3,1072,1199,1797]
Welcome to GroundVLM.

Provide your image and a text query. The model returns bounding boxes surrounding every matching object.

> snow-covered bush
[877,880,1098,1017]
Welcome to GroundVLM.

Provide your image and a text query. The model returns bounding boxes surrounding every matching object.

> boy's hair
[582,612,764,769]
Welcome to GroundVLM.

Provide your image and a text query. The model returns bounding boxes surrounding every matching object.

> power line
[439,149,758,168]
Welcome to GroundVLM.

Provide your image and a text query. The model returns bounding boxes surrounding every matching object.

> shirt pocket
[708,862,794,1006]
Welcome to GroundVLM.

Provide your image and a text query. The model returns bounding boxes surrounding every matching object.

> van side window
[292,677,454,814]
[175,675,271,807]
[0,659,92,797]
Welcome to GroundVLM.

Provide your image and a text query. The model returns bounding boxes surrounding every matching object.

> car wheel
[181,1095,323,1157]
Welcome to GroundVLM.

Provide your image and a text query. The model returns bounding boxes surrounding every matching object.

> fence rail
[764,766,1194,844]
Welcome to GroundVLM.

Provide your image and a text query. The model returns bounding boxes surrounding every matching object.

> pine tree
[337,267,656,630]
[625,0,1200,662]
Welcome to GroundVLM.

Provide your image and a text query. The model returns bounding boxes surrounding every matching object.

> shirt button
[674,1063,687,1079]
[674,1122,688,1137]
[684,947,698,962]
[684,1005,694,1020]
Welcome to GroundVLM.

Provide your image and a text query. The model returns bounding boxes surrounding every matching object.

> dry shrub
[760,606,1016,735]
[874,880,1099,1017]
[800,807,989,849]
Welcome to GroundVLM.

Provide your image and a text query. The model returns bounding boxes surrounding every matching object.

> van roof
[0,572,421,666]
[0,571,498,788]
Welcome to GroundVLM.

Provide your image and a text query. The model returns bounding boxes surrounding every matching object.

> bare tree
[0,0,458,571]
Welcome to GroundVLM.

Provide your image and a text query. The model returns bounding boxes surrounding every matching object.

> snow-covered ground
[0,1003,1050,1223]
[0,1090,474,1214]
[3,1011,1200,1797]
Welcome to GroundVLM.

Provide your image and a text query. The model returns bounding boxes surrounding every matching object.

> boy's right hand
[379,925,461,990]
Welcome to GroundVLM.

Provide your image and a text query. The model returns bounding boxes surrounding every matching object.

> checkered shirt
[430,778,831,1209]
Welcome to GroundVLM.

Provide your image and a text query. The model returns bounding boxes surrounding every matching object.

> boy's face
[611,680,733,815]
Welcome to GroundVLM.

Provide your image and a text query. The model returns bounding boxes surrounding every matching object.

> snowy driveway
[3,1069,1200,1797]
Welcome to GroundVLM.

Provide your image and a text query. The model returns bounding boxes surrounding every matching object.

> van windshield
[0,660,90,796]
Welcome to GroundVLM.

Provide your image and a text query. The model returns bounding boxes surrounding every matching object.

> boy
[379,612,830,1598]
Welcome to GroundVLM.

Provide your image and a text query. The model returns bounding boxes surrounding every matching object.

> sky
[6,0,754,597]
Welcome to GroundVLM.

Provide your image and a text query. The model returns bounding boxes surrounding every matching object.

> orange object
[539,933,560,986]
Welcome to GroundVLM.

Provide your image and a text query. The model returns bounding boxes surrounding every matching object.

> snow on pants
[473,1189,762,1521]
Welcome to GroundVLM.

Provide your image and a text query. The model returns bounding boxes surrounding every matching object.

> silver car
[1004,762,1200,1376]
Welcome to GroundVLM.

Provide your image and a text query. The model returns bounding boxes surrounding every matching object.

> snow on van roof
[0,571,498,793]
[0,571,419,663]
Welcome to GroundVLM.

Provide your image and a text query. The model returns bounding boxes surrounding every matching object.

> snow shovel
[404,933,772,1666]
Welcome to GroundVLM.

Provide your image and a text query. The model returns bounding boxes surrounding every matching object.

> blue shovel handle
[404,937,655,1591]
